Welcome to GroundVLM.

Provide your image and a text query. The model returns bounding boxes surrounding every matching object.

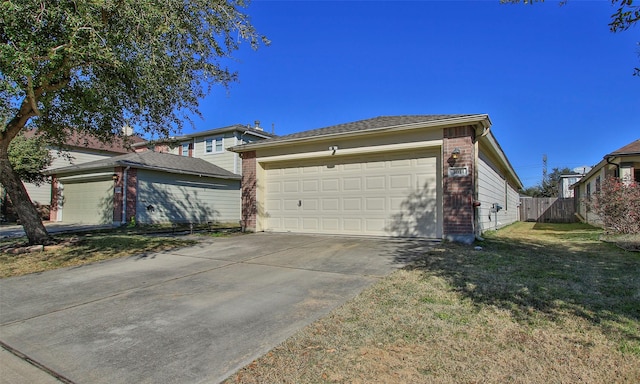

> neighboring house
[573,138,640,225]
[230,114,522,243]
[558,173,583,198]
[47,151,241,225]
[134,122,275,175]
[22,130,145,207]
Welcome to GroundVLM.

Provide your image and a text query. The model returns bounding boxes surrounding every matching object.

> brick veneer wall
[241,151,257,231]
[113,167,137,224]
[49,177,59,221]
[443,125,476,243]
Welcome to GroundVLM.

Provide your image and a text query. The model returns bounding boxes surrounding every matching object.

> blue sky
[184,0,639,188]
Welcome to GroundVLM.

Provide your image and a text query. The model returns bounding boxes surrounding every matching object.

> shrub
[587,177,640,234]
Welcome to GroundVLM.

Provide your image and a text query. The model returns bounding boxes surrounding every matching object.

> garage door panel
[264,151,440,238]
[61,179,113,224]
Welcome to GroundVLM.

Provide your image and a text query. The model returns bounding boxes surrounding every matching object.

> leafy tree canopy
[0,0,267,244]
[521,167,574,197]
[8,131,52,186]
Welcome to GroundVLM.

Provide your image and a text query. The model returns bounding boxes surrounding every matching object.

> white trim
[257,139,443,163]
[57,172,114,182]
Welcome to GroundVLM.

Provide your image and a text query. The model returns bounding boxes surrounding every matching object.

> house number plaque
[448,167,469,177]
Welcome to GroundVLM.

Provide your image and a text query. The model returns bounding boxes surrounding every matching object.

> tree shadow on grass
[392,230,640,344]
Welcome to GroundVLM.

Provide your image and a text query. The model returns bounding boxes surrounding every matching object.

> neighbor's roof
[573,138,640,186]
[47,151,240,180]
[229,114,488,151]
[133,124,275,148]
[24,129,145,154]
[607,138,640,157]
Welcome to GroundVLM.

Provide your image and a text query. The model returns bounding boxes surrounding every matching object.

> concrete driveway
[0,233,421,384]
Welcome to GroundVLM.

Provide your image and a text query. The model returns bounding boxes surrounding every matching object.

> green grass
[227,222,640,384]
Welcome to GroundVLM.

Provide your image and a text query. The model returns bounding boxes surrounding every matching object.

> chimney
[122,125,134,136]
[254,120,262,131]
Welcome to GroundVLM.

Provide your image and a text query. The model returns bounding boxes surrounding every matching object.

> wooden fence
[519,197,577,223]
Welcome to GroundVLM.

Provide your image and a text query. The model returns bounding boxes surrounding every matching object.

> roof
[230,114,488,151]
[133,124,275,148]
[47,151,241,180]
[573,138,640,187]
[607,139,640,157]
[24,129,145,154]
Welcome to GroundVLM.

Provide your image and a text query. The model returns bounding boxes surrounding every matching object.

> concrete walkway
[0,223,113,240]
[0,233,424,383]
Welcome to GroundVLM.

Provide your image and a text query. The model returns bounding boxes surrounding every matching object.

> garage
[60,177,114,224]
[263,151,442,237]
[136,169,240,224]
[233,115,523,242]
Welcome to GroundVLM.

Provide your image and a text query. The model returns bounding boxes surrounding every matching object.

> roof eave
[229,114,490,153]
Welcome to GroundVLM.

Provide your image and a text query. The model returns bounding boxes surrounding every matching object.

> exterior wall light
[451,147,461,160]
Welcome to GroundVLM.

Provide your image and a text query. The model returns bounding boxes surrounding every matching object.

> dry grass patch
[0,234,197,278]
[227,222,640,383]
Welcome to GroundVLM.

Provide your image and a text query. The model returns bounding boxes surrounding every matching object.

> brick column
[241,151,257,232]
[49,177,59,221]
[112,167,137,224]
[113,167,124,223]
[126,168,137,223]
[443,125,476,244]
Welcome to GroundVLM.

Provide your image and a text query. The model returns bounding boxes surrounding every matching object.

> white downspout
[121,166,131,224]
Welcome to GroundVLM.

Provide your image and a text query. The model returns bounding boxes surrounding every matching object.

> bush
[587,177,640,234]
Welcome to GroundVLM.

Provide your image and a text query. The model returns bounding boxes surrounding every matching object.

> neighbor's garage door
[61,179,114,224]
[264,151,441,238]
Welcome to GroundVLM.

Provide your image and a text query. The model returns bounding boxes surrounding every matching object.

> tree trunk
[0,153,51,245]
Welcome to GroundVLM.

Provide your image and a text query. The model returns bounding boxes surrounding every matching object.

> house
[573,138,640,225]
[47,151,241,225]
[558,173,583,198]
[230,114,522,243]
[133,122,275,175]
[1,130,144,222]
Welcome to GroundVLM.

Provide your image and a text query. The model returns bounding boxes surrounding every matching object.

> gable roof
[133,124,275,148]
[24,129,145,154]
[230,114,489,151]
[573,138,640,187]
[47,151,240,180]
[607,139,640,157]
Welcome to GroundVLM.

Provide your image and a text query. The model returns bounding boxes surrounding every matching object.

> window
[595,176,601,192]
[181,142,190,157]
[205,137,224,153]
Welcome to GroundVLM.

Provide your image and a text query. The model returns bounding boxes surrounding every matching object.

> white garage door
[264,151,441,238]
[61,179,114,224]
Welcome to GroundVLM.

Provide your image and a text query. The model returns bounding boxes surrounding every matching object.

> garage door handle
[298,200,302,207]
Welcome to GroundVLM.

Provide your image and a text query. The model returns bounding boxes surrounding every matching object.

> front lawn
[227,222,640,383]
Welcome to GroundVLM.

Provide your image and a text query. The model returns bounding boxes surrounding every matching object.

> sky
[181,0,639,189]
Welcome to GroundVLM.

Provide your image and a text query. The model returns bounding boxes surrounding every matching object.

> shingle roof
[608,139,640,156]
[25,129,145,154]
[47,151,240,180]
[231,114,484,150]
[133,124,275,148]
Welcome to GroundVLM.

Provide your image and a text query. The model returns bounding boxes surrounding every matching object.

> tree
[521,167,573,197]
[8,131,52,186]
[1,0,268,244]
[501,0,640,75]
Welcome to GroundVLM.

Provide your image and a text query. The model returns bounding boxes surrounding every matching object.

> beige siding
[477,152,519,232]
[24,149,115,205]
[136,170,240,224]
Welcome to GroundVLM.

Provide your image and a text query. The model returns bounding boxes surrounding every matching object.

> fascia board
[230,115,489,153]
